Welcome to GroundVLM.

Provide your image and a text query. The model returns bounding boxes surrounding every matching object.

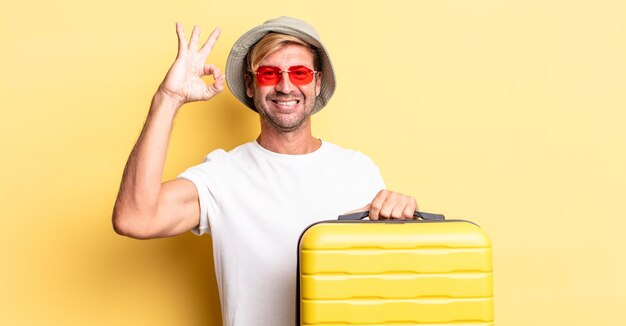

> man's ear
[244,74,254,98]
[315,72,322,96]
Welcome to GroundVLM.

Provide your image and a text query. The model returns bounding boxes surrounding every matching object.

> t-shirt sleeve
[362,154,386,200]
[177,149,228,236]
[335,146,387,209]
[369,160,386,194]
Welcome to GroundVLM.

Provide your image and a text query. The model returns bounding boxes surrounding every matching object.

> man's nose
[275,71,294,93]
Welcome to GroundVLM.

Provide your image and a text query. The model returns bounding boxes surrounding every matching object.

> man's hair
[246,33,321,73]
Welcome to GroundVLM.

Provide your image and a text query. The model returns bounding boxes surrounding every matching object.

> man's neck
[256,119,321,155]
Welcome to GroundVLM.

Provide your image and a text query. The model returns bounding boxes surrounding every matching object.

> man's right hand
[112,23,224,239]
[158,22,225,107]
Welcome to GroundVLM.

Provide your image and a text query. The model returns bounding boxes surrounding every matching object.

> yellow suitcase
[297,211,494,326]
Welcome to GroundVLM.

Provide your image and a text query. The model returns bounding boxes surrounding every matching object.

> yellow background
[2,0,625,325]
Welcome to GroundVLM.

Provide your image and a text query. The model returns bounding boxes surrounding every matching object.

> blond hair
[246,33,320,73]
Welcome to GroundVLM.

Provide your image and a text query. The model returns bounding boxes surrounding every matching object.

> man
[113,17,418,325]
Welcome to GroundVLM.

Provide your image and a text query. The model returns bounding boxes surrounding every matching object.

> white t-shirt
[178,140,385,326]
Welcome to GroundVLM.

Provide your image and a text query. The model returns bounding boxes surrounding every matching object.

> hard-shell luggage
[297,211,494,326]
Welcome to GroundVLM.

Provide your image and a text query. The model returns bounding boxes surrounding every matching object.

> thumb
[204,74,225,100]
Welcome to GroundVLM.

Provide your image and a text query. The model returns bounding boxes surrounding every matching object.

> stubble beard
[254,93,315,133]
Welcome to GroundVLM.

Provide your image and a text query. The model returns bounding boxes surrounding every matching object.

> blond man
[113,17,418,325]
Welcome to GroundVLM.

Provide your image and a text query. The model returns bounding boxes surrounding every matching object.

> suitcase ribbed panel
[301,273,493,299]
[301,323,494,326]
[302,324,493,326]
[299,221,494,325]
[301,324,493,326]
[301,248,492,274]
[302,297,494,324]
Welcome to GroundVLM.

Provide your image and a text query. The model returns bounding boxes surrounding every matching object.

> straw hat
[225,16,336,114]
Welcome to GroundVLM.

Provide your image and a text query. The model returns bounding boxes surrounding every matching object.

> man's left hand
[353,190,418,220]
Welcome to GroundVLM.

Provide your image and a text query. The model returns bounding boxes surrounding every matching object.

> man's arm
[112,23,224,239]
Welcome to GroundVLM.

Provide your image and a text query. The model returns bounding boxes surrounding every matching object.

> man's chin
[262,113,310,133]
[256,99,315,132]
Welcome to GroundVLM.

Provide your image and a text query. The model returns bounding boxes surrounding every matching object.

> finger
[369,190,388,220]
[412,197,419,216]
[189,25,201,52]
[199,27,221,58]
[401,197,417,219]
[203,65,225,99]
[202,63,222,79]
[379,192,400,219]
[204,75,225,100]
[390,195,408,219]
[175,22,188,56]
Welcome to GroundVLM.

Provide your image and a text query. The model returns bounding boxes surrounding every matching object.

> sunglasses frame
[254,65,318,86]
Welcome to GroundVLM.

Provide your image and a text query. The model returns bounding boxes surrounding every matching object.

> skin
[245,44,322,154]
[112,23,417,239]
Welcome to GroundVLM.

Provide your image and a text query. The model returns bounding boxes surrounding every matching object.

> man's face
[246,44,321,132]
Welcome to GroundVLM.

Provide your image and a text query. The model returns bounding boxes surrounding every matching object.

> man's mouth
[271,99,300,108]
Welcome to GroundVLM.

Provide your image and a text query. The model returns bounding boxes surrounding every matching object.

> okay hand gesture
[158,23,225,106]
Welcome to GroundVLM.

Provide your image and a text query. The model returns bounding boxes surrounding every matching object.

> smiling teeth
[276,101,297,106]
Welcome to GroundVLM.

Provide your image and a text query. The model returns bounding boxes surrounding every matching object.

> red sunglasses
[254,65,317,86]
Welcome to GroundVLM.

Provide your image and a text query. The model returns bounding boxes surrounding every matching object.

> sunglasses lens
[256,66,281,86]
[255,66,315,86]
[288,66,315,85]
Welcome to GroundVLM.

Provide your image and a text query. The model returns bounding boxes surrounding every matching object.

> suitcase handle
[338,210,445,221]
